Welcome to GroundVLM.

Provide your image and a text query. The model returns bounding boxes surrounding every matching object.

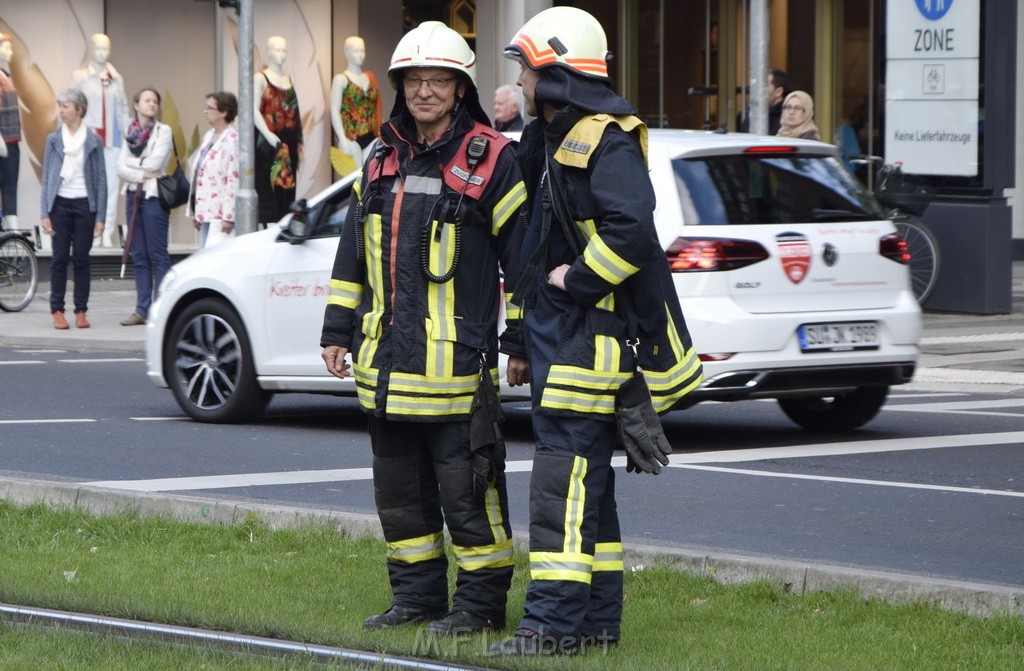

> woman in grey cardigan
[40,88,107,329]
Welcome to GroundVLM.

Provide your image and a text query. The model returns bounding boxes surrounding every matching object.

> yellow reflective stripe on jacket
[492,180,527,236]
[583,234,640,286]
[327,279,363,310]
[389,371,479,394]
[540,387,617,414]
[505,292,522,320]
[453,539,514,570]
[546,365,632,390]
[529,550,594,583]
[386,532,444,564]
[353,364,379,411]
[385,395,474,416]
[593,333,621,377]
[361,212,385,338]
[593,542,624,572]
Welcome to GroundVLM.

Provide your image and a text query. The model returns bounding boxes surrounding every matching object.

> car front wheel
[164,298,271,423]
[777,386,889,431]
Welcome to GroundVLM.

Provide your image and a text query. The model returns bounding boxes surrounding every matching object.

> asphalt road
[2,344,1022,589]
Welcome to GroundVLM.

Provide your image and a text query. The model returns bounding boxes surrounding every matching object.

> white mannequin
[0,36,17,230]
[330,36,378,168]
[253,36,290,149]
[71,33,127,247]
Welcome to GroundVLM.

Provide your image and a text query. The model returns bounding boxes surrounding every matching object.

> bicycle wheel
[0,235,39,312]
[894,218,940,304]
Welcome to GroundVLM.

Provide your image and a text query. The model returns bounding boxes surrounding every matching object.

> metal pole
[659,0,665,128]
[235,0,257,235]
[749,0,769,135]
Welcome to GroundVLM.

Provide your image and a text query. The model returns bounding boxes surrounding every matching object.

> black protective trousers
[367,417,513,621]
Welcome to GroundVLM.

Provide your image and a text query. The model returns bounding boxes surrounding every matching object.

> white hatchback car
[146,129,920,429]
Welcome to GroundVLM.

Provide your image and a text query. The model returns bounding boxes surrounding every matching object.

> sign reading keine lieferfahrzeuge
[885,0,979,176]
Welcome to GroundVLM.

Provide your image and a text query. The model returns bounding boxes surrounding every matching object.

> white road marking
[886,398,1024,414]
[0,361,44,365]
[80,431,1024,493]
[921,332,1024,344]
[15,349,66,354]
[670,464,1024,498]
[57,358,145,363]
[914,368,1024,385]
[130,417,189,421]
[0,418,96,425]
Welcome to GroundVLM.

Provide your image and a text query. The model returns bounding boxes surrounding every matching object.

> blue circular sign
[915,0,953,21]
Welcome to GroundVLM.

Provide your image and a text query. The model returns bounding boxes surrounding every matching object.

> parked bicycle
[854,156,940,304]
[0,227,38,312]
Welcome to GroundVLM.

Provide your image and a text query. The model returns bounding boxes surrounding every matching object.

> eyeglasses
[403,76,457,91]
[203,105,219,112]
[782,105,805,112]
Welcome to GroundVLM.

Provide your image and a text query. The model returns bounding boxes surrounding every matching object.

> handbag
[157,133,190,211]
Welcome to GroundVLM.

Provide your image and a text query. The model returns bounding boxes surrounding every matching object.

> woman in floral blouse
[187,91,240,248]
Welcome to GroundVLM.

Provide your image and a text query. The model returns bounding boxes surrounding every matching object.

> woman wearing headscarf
[777,90,820,141]
[116,87,173,326]
[40,88,107,329]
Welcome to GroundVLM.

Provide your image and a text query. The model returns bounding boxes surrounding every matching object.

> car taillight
[879,233,910,264]
[666,237,770,272]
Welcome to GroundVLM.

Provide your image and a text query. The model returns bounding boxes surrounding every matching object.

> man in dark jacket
[493,6,703,656]
[320,21,527,637]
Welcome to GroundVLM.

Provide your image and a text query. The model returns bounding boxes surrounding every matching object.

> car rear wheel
[777,386,889,431]
[164,298,271,423]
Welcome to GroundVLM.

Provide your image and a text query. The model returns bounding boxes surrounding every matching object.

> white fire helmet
[503,7,611,80]
[388,21,477,89]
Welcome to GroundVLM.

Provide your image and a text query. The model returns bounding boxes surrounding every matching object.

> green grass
[1,499,1022,670]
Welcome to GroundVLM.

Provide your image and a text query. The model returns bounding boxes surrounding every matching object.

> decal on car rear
[776,232,811,284]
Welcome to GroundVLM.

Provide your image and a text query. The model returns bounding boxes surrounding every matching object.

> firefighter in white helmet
[493,7,703,655]
[321,21,528,636]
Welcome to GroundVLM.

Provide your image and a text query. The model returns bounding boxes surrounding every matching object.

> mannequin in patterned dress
[329,36,381,174]
[253,35,302,224]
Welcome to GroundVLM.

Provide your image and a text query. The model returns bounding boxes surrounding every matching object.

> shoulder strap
[553,114,648,169]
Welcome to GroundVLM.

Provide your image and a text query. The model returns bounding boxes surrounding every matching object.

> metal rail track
[0,603,495,670]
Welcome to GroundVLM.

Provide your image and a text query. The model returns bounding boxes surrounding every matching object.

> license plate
[798,322,880,352]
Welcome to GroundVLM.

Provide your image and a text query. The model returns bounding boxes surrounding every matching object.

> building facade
[0,0,1018,311]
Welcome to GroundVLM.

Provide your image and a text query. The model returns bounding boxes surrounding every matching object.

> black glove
[616,372,672,475]
[469,361,506,494]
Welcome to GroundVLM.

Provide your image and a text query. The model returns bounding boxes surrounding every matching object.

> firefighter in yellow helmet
[493,7,703,655]
[320,21,528,636]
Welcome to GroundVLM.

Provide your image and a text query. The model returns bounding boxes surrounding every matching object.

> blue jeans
[0,142,17,217]
[126,191,170,318]
[48,196,96,313]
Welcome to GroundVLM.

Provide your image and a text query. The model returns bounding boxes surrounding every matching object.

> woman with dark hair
[40,88,106,329]
[116,87,172,325]
[187,91,240,247]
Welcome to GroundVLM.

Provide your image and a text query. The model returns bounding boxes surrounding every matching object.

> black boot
[363,605,447,630]
[427,610,505,636]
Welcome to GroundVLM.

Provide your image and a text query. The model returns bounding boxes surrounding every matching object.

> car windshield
[672,154,884,225]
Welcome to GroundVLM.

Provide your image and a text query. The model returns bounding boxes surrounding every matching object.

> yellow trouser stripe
[327,279,363,309]
[453,539,514,570]
[583,234,639,286]
[484,478,509,544]
[593,542,624,572]
[530,551,593,584]
[387,532,445,564]
[492,181,527,235]
[563,456,587,554]
[505,292,522,320]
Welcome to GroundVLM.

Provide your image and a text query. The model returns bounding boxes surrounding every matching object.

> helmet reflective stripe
[388,21,477,89]
[504,7,611,80]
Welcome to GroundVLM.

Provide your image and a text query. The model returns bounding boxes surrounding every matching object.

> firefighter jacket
[500,110,704,417]
[321,109,527,419]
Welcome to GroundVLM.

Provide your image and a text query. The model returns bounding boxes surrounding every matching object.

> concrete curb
[3,476,1021,619]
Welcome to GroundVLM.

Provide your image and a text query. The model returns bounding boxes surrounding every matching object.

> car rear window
[672,154,884,225]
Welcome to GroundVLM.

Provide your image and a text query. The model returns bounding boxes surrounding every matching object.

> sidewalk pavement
[2,269,1024,618]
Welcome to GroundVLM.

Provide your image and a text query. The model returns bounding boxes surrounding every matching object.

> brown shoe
[74,310,90,328]
[52,311,69,330]
[119,312,147,326]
